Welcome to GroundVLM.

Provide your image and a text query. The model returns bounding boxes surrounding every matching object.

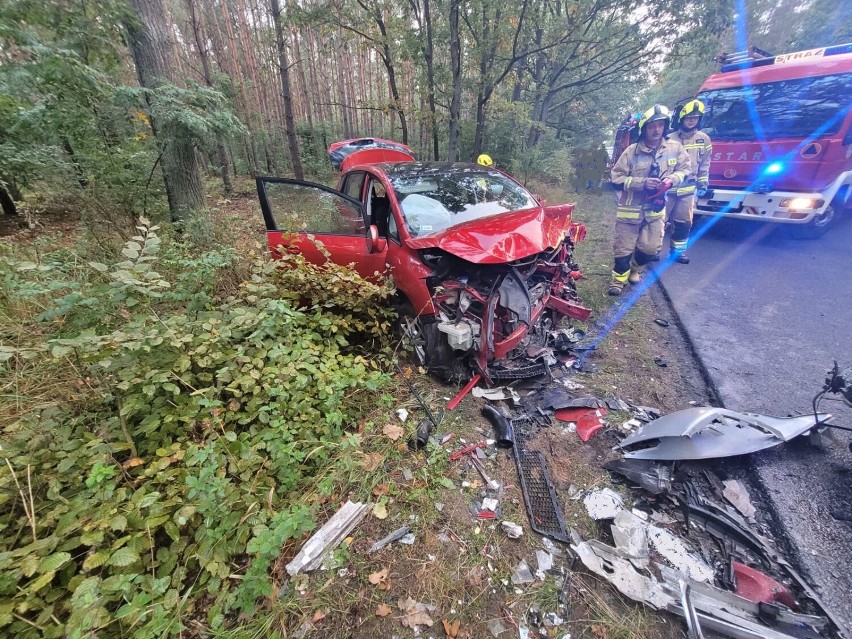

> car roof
[358,161,489,177]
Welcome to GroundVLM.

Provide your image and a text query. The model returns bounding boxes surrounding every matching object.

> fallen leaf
[372,483,389,497]
[368,568,389,586]
[401,366,414,379]
[362,452,383,472]
[383,423,404,441]
[122,457,144,469]
[312,609,328,623]
[591,624,609,639]
[442,618,461,638]
[376,603,393,617]
[398,597,435,629]
[372,502,388,520]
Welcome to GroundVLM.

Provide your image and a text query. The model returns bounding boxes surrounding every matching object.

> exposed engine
[418,236,589,383]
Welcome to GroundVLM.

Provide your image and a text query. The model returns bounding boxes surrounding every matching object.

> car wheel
[395,302,465,382]
[790,204,838,240]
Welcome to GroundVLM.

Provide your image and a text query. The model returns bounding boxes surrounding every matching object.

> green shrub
[0,224,394,637]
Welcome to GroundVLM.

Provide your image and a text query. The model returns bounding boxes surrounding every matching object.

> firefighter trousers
[665,195,694,252]
[613,217,664,266]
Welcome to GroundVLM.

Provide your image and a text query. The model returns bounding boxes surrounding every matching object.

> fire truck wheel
[790,203,838,240]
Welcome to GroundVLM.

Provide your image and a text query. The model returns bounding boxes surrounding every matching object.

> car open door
[256,177,387,280]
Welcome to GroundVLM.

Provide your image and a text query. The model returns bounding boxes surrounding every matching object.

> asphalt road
[656,214,852,635]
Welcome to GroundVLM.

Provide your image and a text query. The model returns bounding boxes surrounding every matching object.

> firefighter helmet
[637,104,671,137]
[673,99,705,131]
[477,154,494,167]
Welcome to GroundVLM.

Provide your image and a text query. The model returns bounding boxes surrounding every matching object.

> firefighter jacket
[667,128,712,197]
[610,139,690,223]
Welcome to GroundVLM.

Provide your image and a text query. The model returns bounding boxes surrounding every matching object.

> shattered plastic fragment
[647,526,715,583]
[722,480,756,519]
[583,488,624,520]
[367,525,411,553]
[535,549,553,573]
[399,533,416,545]
[487,618,509,637]
[502,521,524,539]
[396,407,409,423]
[571,540,673,609]
[511,559,535,585]
[611,509,649,568]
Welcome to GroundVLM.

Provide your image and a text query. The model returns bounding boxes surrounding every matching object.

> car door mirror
[367,225,387,254]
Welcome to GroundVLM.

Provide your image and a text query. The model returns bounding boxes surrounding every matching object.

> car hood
[405,204,576,264]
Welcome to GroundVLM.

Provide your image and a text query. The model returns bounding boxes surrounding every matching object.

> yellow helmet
[679,99,705,120]
[637,104,671,134]
[477,154,494,167]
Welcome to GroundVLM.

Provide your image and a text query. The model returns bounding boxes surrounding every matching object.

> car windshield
[698,72,852,141]
[389,169,538,237]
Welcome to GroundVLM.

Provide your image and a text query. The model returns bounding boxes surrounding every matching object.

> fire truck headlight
[765,162,784,175]
[780,197,822,210]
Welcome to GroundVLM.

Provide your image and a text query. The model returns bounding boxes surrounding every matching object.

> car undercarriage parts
[603,459,673,494]
[482,404,514,449]
[616,407,830,460]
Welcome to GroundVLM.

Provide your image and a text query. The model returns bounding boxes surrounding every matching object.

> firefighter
[665,99,712,263]
[608,104,691,296]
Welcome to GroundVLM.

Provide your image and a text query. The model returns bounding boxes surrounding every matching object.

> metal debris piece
[367,525,411,554]
[286,501,371,575]
[680,580,705,639]
[722,480,756,518]
[658,565,827,639]
[617,407,829,460]
[447,373,481,410]
[583,487,624,520]
[571,540,673,609]
[470,456,500,490]
[648,525,715,583]
[511,559,535,585]
[603,459,672,494]
[502,521,524,538]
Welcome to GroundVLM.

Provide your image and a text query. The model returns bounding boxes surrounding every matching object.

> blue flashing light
[765,162,784,175]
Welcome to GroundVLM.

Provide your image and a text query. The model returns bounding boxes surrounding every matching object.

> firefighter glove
[696,187,708,198]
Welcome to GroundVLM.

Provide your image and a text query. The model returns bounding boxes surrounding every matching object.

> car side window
[261,181,365,236]
[342,172,366,201]
[367,178,391,238]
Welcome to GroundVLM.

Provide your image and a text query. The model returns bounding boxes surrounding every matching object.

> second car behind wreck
[256,138,590,384]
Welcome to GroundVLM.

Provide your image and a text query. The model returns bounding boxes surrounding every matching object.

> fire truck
[693,43,852,238]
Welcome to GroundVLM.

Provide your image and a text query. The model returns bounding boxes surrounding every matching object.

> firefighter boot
[628,265,643,284]
[671,223,691,264]
[608,257,631,296]
[671,249,690,264]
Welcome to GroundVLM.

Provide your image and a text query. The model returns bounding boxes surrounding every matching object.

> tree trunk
[0,185,17,217]
[127,0,205,223]
[371,9,408,144]
[270,0,304,179]
[447,0,462,162]
[186,0,232,193]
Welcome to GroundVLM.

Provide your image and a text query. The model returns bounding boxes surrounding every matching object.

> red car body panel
[405,204,577,264]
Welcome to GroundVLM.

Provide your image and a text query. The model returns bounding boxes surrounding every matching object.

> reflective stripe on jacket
[668,129,712,197]
[610,139,691,222]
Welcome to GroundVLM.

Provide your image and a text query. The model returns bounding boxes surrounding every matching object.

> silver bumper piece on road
[616,407,829,461]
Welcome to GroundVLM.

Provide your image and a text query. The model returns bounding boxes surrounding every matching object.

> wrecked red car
[256,138,589,384]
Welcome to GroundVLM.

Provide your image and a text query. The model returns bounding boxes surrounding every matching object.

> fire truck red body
[693,43,852,237]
